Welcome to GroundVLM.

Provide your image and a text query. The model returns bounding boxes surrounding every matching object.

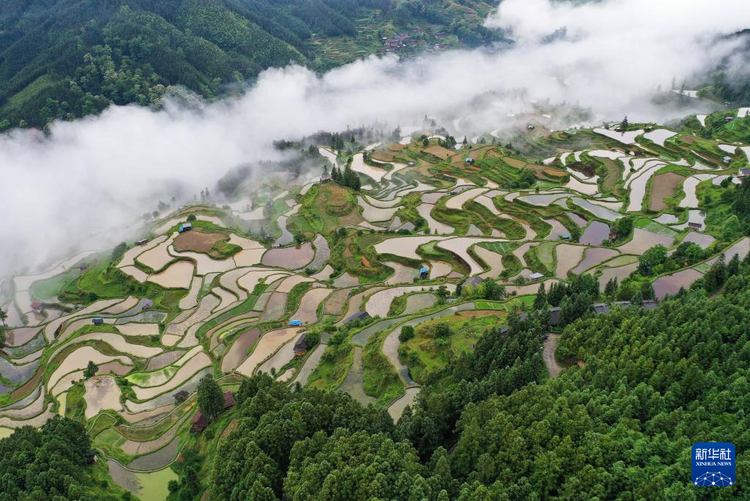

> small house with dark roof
[92,318,104,326]
[179,223,193,233]
[192,392,235,433]
[294,335,309,356]
[173,390,189,403]
[739,168,750,177]
[462,276,483,288]
[343,311,370,324]
[419,266,429,279]
[223,391,235,409]
[549,307,561,326]
[688,221,702,231]
[30,301,43,313]
[190,412,209,433]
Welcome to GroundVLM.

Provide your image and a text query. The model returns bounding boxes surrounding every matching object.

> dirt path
[543,334,563,379]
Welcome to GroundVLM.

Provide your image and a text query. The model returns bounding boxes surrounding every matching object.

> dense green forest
[0,416,126,500]
[201,259,750,500]
[0,0,499,129]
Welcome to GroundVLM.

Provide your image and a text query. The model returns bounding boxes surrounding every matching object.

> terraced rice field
[291,288,332,324]
[618,229,674,254]
[358,196,398,222]
[555,245,586,278]
[147,261,194,289]
[403,293,437,314]
[136,236,175,271]
[416,204,454,234]
[388,386,420,421]
[580,221,611,246]
[293,344,326,386]
[235,328,301,376]
[351,153,387,182]
[84,376,123,419]
[4,121,747,482]
[653,269,704,299]
[221,328,261,372]
[375,236,448,260]
[680,174,716,208]
[572,248,619,274]
[338,347,375,406]
[262,243,314,269]
[437,238,503,276]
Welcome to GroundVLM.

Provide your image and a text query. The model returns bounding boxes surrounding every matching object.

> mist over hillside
[1,0,749,278]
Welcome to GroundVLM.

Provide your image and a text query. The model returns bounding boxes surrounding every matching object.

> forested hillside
[199,260,750,500]
[0,416,126,500]
[0,0,499,129]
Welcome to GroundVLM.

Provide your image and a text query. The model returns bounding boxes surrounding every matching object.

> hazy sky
[1,0,749,278]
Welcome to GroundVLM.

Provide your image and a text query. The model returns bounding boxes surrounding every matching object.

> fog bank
[2,0,749,279]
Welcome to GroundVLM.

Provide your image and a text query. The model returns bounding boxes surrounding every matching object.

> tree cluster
[330,164,361,191]
[0,417,115,501]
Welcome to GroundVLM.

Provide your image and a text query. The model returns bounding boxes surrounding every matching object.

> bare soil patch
[503,157,526,169]
[371,151,395,162]
[543,168,567,178]
[424,145,455,160]
[174,231,225,253]
[649,172,686,211]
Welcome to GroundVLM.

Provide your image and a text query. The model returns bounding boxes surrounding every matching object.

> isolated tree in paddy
[197,375,224,421]
[83,361,98,379]
[0,307,6,326]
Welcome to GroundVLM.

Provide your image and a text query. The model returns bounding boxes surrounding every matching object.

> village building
[191,391,235,433]
[173,390,189,403]
[343,311,370,325]
[293,335,309,356]
[462,276,483,288]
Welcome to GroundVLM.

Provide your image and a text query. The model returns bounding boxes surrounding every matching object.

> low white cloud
[1,0,749,278]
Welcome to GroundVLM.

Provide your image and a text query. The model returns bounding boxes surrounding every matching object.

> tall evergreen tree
[197,375,224,422]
